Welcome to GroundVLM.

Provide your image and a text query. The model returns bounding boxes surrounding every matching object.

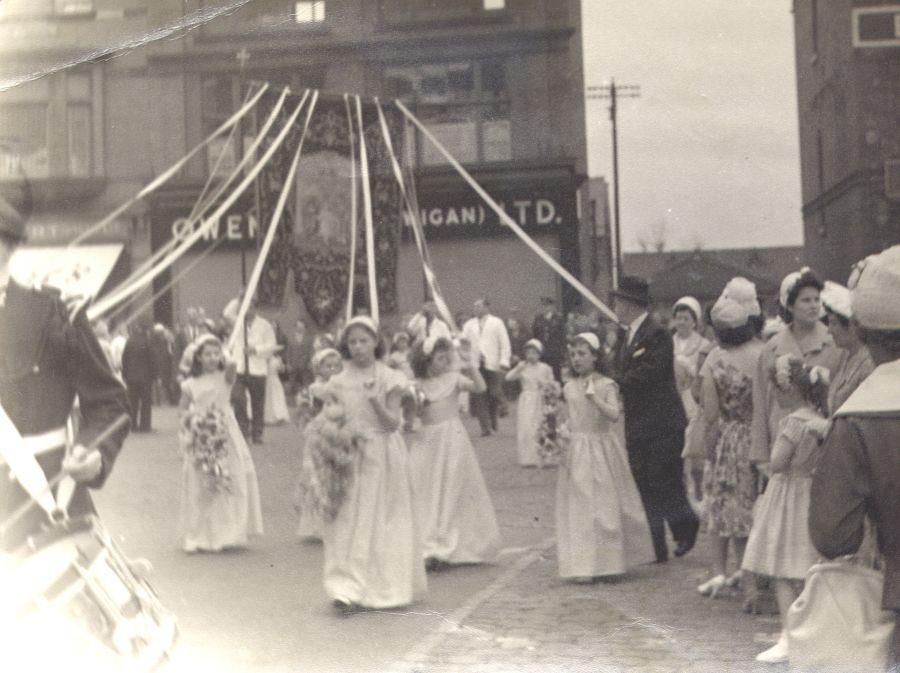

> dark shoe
[480,430,492,437]
[654,554,669,564]
[674,539,695,558]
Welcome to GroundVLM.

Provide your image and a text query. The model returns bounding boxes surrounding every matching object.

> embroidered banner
[254,90,402,327]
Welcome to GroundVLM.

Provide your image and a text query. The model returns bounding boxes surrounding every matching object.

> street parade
[0,1,898,672]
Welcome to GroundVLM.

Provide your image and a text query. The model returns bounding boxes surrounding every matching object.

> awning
[10,244,125,298]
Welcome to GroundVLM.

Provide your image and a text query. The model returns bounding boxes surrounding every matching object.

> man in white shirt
[407,300,451,346]
[462,298,511,436]
[230,299,276,444]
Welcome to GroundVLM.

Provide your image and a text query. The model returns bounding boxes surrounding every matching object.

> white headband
[573,332,600,351]
[523,338,544,354]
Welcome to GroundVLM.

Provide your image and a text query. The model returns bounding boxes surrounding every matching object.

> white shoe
[725,570,742,587]
[755,634,789,663]
[697,574,726,597]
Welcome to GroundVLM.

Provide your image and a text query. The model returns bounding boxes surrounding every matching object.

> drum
[0,516,177,672]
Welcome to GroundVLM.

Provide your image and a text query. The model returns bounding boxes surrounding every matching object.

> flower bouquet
[295,386,366,521]
[537,380,570,467]
[180,406,232,493]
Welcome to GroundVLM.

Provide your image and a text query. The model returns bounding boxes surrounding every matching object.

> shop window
[295,1,325,23]
[0,104,50,178]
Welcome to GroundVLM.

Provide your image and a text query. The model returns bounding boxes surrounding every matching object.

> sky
[582,1,804,252]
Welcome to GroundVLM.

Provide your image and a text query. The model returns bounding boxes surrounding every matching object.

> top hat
[611,275,651,307]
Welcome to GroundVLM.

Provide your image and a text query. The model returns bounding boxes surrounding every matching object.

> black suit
[121,331,156,432]
[531,312,567,380]
[616,314,698,562]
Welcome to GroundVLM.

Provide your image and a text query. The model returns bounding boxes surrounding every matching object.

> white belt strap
[8,427,68,463]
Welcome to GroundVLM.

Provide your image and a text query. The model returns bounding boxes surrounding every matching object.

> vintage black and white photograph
[0,1,898,671]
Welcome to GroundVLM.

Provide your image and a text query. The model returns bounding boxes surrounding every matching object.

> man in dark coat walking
[531,296,567,380]
[613,275,699,563]
[121,321,156,432]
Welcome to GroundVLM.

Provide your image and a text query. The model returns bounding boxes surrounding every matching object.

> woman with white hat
[695,294,762,600]
[671,296,712,503]
[820,280,875,414]
[750,268,842,468]
[505,338,554,467]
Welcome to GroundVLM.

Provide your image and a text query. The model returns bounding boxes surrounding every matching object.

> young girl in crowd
[322,317,426,613]
[178,334,263,553]
[505,339,554,467]
[741,355,830,664]
[556,332,655,581]
[294,347,343,541]
[407,336,501,569]
[388,331,415,381]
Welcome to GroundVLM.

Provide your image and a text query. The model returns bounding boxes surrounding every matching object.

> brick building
[792,0,900,283]
[1,0,596,332]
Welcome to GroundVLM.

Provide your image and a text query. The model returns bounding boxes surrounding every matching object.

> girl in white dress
[556,332,655,581]
[505,338,554,467]
[408,336,502,569]
[264,354,290,425]
[179,335,263,553]
[322,317,426,613]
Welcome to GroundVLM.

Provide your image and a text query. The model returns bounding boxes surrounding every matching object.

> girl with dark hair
[820,280,875,414]
[695,296,762,601]
[750,268,841,467]
[179,335,263,552]
[556,332,654,581]
[407,335,501,569]
[323,316,425,612]
[742,355,830,664]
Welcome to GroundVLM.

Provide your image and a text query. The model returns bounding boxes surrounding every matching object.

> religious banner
[253,89,402,327]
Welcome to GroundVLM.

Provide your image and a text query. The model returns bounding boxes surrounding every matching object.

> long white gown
[556,374,655,578]
[513,362,554,466]
[322,362,427,608]
[408,371,502,564]
[180,372,264,552]
[265,356,290,425]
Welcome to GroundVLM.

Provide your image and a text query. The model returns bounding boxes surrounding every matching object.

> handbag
[786,559,896,673]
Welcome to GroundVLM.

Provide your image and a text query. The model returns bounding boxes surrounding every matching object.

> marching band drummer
[0,170,131,552]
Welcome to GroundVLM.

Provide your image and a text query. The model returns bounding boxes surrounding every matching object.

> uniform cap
[820,280,853,320]
[849,245,900,329]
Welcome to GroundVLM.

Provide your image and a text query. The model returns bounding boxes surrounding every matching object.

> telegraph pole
[587,80,640,290]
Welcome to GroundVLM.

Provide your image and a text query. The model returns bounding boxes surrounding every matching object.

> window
[0,104,50,178]
[852,6,900,48]
[67,104,91,176]
[54,0,94,16]
[483,0,504,10]
[379,0,508,24]
[295,1,325,23]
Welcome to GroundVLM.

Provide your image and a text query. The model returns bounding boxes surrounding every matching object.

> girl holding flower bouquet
[556,332,654,581]
[505,339,554,467]
[741,355,830,664]
[323,317,426,613]
[179,335,263,553]
[408,335,501,569]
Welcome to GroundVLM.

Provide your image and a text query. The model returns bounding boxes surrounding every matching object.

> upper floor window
[483,0,505,10]
[54,0,95,17]
[295,1,325,23]
[379,0,508,24]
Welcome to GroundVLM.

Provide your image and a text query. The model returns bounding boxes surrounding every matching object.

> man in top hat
[531,296,566,380]
[0,168,130,551]
[809,245,900,667]
[613,275,699,562]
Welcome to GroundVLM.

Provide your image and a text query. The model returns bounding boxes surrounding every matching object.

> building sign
[25,220,129,245]
[407,186,576,238]
[151,195,259,252]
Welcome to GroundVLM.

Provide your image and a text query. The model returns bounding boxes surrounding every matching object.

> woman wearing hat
[671,296,712,504]
[820,280,875,414]
[695,294,762,599]
[323,316,426,613]
[505,338,554,467]
[750,268,842,469]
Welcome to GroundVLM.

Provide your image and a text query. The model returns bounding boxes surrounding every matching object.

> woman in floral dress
[179,335,263,553]
[696,295,761,596]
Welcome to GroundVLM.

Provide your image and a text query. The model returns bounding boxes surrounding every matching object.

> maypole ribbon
[228,90,320,351]
[343,93,358,323]
[396,100,623,328]
[355,95,379,325]
[88,91,307,322]
[90,87,293,318]
[68,82,269,248]
[374,99,456,333]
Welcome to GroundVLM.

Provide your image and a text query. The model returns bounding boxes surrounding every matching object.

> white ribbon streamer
[344,94,358,323]
[227,90,320,350]
[355,95,379,325]
[374,99,456,333]
[88,92,306,321]
[0,403,58,517]
[396,99,623,327]
[69,82,269,248]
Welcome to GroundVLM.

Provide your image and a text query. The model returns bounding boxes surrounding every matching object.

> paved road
[94,406,555,673]
[92,405,783,672]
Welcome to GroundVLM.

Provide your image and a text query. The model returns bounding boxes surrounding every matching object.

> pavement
[87,403,787,673]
